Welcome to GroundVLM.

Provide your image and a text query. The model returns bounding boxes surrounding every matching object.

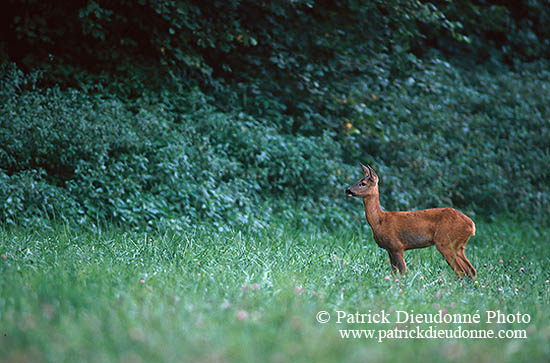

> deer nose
[345,188,353,196]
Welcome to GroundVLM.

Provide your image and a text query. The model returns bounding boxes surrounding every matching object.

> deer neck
[362,191,384,228]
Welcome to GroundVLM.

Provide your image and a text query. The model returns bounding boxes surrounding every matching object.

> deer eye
[360,182,366,186]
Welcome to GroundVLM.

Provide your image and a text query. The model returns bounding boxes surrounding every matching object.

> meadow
[1,218,548,362]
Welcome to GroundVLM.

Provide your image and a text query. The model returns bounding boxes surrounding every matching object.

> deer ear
[360,163,370,176]
[367,165,378,183]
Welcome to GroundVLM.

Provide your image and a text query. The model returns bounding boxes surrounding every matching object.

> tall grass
[1,218,548,362]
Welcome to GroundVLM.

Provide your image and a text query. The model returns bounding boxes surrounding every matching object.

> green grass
[1,219,549,362]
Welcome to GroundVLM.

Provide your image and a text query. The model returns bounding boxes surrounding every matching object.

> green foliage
[1,55,549,228]
[0,1,549,228]
[341,58,550,218]
[0,0,471,87]
[435,0,550,63]
[0,64,348,229]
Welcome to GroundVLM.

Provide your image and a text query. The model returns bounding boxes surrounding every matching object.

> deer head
[346,163,379,198]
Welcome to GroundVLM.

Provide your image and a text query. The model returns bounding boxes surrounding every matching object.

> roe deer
[346,164,476,279]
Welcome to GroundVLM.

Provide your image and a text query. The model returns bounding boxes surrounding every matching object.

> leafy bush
[340,58,550,221]
[0,64,350,229]
[1,0,549,229]
[2,57,548,230]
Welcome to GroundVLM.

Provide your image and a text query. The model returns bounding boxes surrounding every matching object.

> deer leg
[456,231,476,278]
[388,250,407,275]
[435,243,465,277]
[435,233,476,279]
[434,217,476,279]
[388,250,399,275]
[457,249,477,279]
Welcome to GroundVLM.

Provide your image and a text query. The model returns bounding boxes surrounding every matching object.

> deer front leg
[388,250,407,275]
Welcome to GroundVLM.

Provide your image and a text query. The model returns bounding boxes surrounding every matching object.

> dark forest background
[1,0,549,230]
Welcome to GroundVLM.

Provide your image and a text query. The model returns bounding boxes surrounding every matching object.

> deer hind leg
[457,248,476,279]
[388,250,407,275]
[434,228,476,279]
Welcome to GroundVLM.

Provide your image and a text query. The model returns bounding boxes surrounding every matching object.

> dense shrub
[0,64,350,229]
[0,1,549,229]
[1,59,548,230]
[340,58,550,220]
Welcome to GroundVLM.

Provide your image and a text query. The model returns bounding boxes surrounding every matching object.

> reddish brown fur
[346,164,476,279]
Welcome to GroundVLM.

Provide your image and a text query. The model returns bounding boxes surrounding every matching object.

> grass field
[1,218,549,362]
